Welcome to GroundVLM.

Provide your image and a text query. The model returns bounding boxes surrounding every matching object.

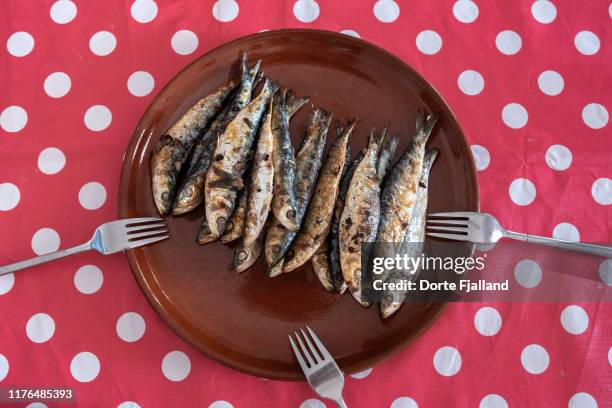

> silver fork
[289,326,347,408]
[427,212,612,258]
[0,217,169,275]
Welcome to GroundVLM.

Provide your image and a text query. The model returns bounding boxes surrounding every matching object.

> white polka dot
[117,402,141,408]
[509,178,536,206]
[50,0,77,24]
[495,30,522,55]
[474,307,502,336]
[470,145,490,171]
[531,0,556,23]
[74,265,103,294]
[1,106,28,133]
[0,354,8,381]
[537,70,564,96]
[130,0,158,23]
[171,30,199,56]
[608,346,611,366]
[162,351,191,381]
[341,30,361,38]
[373,0,400,23]
[209,402,233,408]
[0,183,20,211]
[433,346,461,376]
[70,352,100,382]
[79,182,107,210]
[479,394,508,408]
[552,222,580,242]
[213,0,239,22]
[561,305,589,335]
[0,274,15,295]
[299,400,326,408]
[390,397,419,408]
[31,228,60,255]
[26,313,55,343]
[84,105,112,131]
[6,32,34,57]
[575,31,600,55]
[26,403,48,408]
[116,312,146,342]
[514,259,542,288]
[350,368,372,379]
[592,178,612,205]
[599,259,612,286]
[568,392,598,408]
[502,103,528,129]
[44,72,71,98]
[89,31,117,56]
[293,0,320,23]
[453,0,479,23]
[458,70,484,95]
[545,144,572,171]
[38,147,66,175]
[521,344,549,374]
[582,103,608,129]
[416,30,442,55]
[127,71,155,97]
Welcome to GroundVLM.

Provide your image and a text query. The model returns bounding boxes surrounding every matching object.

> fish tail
[415,111,439,145]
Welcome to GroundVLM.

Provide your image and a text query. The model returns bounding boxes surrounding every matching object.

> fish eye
[237,250,249,262]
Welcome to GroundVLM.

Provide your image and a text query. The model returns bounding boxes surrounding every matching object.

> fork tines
[289,326,332,372]
[125,217,169,246]
[426,212,470,241]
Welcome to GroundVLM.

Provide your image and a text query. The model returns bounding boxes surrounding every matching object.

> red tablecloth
[1,1,610,407]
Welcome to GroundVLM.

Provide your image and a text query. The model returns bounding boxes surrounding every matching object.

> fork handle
[505,231,612,258]
[0,243,91,276]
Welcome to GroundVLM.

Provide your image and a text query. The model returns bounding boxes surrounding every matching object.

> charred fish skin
[265,109,332,273]
[339,129,385,306]
[197,219,216,245]
[151,77,239,216]
[205,79,276,238]
[221,177,249,243]
[377,111,439,245]
[380,149,438,318]
[283,119,356,273]
[311,241,334,291]
[376,132,399,184]
[270,89,299,232]
[243,92,308,246]
[172,56,261,216]
[234,231,265,273]
[329,150,362,294]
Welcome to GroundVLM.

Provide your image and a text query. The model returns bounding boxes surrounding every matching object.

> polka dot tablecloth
[1,1,610,407]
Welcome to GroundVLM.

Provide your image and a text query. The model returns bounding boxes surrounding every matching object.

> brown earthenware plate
[119,29,479,380]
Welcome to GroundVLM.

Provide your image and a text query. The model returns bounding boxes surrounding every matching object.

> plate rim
[118,28,480,380]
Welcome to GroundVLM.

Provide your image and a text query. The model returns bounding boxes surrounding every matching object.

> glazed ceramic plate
[119,29,479,380]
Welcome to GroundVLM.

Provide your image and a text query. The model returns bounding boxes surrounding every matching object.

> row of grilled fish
[150,53,440,318]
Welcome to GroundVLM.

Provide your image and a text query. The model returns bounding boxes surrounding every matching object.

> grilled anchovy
[380,149,438,318]
[266,109,332,275]
[173,55,260,215]
[270,89,300,231]
[243,92,308,246]
[283,120,355,273]
[205,80,276,238]
[151,78,238,216]
[234,229,266,273]
[376,131,399,184]
[197,219,216,245]
[311,240,334,291]
[339,129,385,306]
[221,176,250,243]
[329,151,363,294]
[376,111,439,245]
